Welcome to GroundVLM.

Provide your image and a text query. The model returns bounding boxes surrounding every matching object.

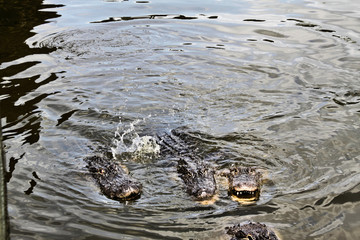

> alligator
[157,129,218,202]
[157,129,263,203]
[221,166,262,202]
[177,157,217,201]
[226,222,279,240]
[84,155,142,201]
[84,127,263,202]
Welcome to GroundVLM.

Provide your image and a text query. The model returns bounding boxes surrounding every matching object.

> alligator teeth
[234,191,258,197]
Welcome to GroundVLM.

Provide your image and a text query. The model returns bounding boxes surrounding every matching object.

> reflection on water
[1,0,360,239]
[91,14,218,23]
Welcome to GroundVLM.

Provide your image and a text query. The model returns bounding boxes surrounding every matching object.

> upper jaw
[115,191,141,201]
[233,185,258,192]
[194,190,216,201]
[111,183,142,201]
[229,188,260,201]
[192,183,217,200]
[120,188,142,200]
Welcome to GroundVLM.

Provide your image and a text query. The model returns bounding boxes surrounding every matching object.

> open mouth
[229,189,260,201]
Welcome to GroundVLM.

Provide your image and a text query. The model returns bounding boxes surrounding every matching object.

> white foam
[111,119,160,161]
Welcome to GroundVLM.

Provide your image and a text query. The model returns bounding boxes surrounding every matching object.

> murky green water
[1,0,360,239]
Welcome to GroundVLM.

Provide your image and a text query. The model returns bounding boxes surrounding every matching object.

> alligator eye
[98,169,105,174]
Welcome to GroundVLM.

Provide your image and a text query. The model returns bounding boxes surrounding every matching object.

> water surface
[1,0,360,239]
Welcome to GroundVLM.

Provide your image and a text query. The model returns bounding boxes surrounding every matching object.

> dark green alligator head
[85,155,142,201]
[226,222,279,240]
[177,158,217,202]
[223,166,262,202]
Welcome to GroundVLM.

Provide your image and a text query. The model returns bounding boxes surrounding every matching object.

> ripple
[254,29,288,38]
[4,0,360,239]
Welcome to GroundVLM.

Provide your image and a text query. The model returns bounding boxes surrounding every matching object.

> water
[1,0,360,239]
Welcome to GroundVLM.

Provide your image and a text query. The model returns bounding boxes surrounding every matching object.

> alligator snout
[177,158,217,201]
[99,173,143,201]
[192,186,217,201]
[226,167,262,202]
[85,155,142,201]
[112,181,142,200]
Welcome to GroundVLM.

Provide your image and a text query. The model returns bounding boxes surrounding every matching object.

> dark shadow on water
[91,14,218,23]
[24,179,37,195]
[1,89,60,144]
[0,1,63,145]
[324,190,360,207]
[4,153,25,183]
[0,0,63,64]
[287,18,356,44]
[56,110,79,126]
[203,205,279,219]
[244,19,266,22]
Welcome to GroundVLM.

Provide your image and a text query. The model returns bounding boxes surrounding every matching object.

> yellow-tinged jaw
[230,194,259,203]
[113,185,142,201]
[229,186,260,203]
[225,166,262,203]
[198,194,219,205]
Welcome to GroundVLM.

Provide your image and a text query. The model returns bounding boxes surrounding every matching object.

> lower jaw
[197,194,219,205]
[230,195,259,203]
[229,190,259,203]
[116,192,141,201]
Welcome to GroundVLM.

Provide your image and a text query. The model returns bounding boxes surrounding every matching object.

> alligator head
[226,222,279,240]
[86,155,142,201]
[224,167,262,202]
[177,158,217,202]
[95,168,142,201]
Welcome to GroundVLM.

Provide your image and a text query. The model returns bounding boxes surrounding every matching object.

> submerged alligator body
[226,222,279,240]
[177,157,217,201]
[158,129,263,202]
[85,155,142,201]
[158,129,218,201]
[85,128,263,202]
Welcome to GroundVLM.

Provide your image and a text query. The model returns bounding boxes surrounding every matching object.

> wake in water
[111,119,160,162]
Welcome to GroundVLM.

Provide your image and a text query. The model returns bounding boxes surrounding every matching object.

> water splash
[111,119,160,162]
